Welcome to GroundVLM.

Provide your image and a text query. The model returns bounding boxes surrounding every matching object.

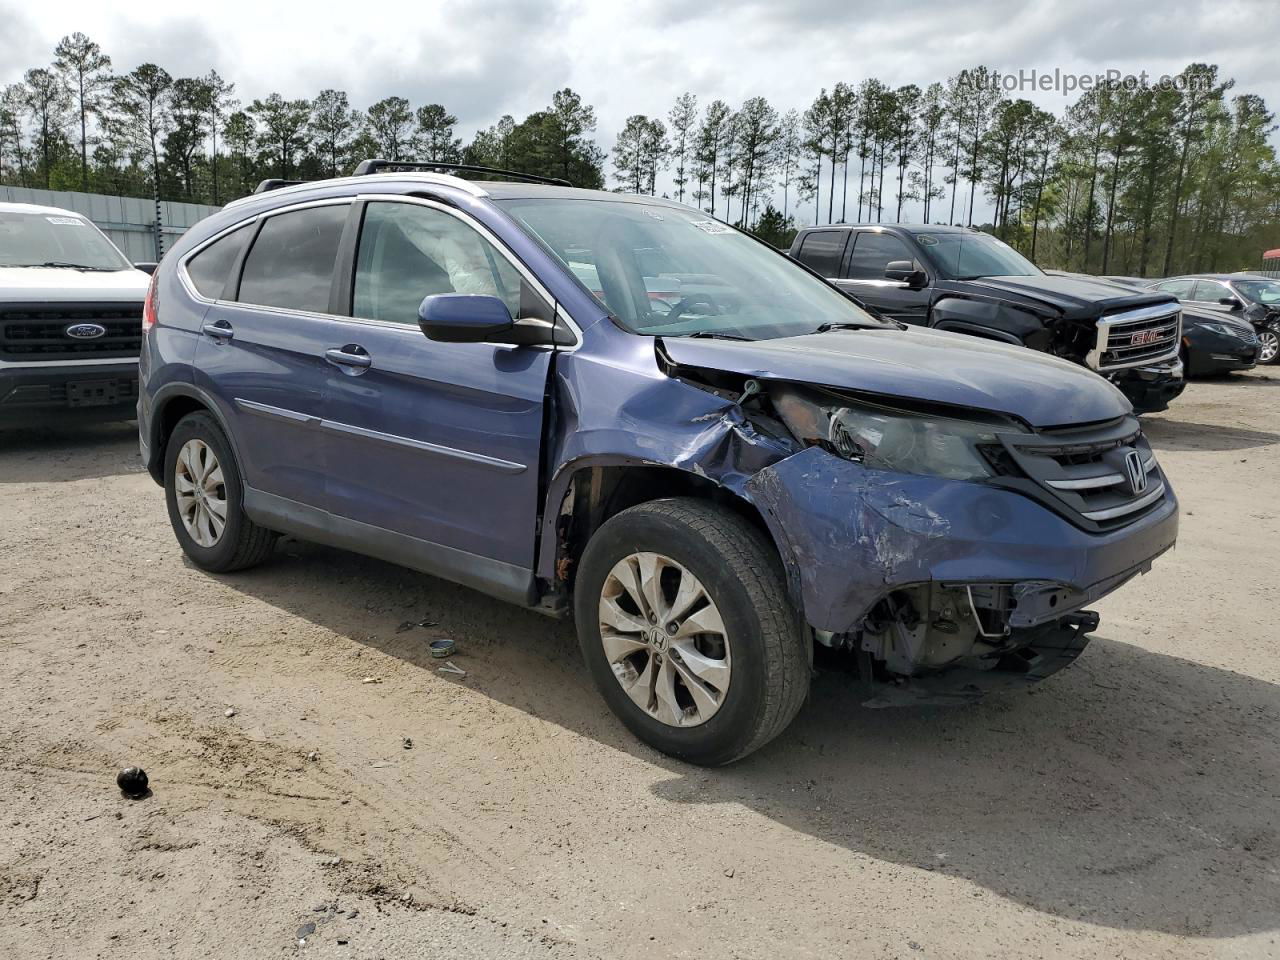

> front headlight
[1198,321,1250,339]
[827,404,1024,480]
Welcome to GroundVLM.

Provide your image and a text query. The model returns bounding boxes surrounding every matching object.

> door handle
[201,320,234,341]
[325,345,372,370]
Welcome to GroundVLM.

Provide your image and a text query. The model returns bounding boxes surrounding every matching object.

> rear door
[320,196,556,587]
[834,230,931,325]
[192,200,350,508]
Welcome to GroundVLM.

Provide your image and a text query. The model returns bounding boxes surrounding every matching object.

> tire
[574,498,809,766]
[1258,325,1280,365]
[163,411,277,572]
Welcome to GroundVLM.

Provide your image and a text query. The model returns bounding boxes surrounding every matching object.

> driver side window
[844,232,918,280]
[353,202,538,326]
[1190,280,1229,303]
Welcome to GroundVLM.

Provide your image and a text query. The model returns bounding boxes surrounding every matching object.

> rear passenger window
[794,231,845,278]
[1154,279,1194,299]
[845,232,917,280]
[185,224,251,299]
[237,204,349,313]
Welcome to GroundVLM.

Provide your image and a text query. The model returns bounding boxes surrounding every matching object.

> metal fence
[0,186,220,262]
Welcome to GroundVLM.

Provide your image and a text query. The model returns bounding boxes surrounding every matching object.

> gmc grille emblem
[1124,450,1148,495]
[65,322,107,340]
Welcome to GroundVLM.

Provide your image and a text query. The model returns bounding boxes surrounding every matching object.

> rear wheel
[164,412,277,572]
[574,498,809,766]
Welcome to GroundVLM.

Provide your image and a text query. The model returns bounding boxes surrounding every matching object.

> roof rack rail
[253,178,307,194]
[351,158,571,188]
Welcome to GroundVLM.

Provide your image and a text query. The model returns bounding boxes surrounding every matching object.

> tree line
[616,66,1279,274]
[1,33,1276,276]
[0,33,605,207]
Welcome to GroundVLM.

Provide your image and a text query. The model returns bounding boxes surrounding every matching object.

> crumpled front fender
[744,446,1179,633]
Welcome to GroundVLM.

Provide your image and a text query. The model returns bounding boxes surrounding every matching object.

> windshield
[916,231,1040,279]
[0,211,132,271]
[1233,279,1280,304]
[495,198,885,339]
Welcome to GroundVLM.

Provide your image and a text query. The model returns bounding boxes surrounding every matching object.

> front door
[834,230,932,326]
[321,198,555,590]
[1189,278,1241,317]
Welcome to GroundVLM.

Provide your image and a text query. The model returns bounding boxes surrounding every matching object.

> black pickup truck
[788,224,1185,413]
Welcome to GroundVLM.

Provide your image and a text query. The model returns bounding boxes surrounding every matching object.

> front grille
[1088,304,1181,371]
[0,303,143,361]
[988,416,1169,531]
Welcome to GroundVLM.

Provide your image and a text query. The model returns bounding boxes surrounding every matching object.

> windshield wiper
[811,319,902,334]
[15,260,118,271]
[682,331,751,341]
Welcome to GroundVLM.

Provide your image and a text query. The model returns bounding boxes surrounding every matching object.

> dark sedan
[1147,273,1280,365]
[1178,309,1258,375]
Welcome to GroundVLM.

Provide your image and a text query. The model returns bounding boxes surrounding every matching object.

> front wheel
[574,498,810,766]
[1257,326,1280,365]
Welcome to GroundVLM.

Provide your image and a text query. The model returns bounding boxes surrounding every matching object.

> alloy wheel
[1259,329,1279,364]
[598,552,731,727]
[174,438,227,548]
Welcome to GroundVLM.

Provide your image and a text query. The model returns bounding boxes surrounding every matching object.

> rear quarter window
[185,224,252,299]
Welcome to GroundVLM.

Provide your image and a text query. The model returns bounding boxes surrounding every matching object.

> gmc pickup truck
[789,224,1185,413]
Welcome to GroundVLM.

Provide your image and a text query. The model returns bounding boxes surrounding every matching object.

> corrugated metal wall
[0,186,220,262]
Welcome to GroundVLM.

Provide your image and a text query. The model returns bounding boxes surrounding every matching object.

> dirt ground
[1,369,1277,960]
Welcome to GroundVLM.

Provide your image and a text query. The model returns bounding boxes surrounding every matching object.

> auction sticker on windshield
[688,219,733,235]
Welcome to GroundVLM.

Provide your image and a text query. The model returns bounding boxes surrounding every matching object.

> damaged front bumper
[745,446,1178,700]
[1109,359,1186,414]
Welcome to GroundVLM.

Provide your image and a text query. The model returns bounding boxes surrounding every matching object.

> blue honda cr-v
[138,160,1178,764]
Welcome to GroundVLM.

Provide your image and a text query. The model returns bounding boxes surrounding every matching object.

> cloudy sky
[3,0,1278,223]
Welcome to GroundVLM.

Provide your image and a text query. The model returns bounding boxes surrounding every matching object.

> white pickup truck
[0,202,151,427]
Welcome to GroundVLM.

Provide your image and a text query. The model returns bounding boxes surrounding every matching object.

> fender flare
[931,319,1025,345]
[930,293,1049,347]
[145,381,243,485]
[536,453,700,581]
[535,452,805,614]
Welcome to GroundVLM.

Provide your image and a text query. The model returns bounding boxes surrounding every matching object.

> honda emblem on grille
[1124,450,1148,495]
[65,322,107,340]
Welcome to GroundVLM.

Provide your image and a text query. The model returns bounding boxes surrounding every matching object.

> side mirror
[134,261,158,275]
[419,294,514,343]
[885,260,926,288]
[1219,296,1242,309]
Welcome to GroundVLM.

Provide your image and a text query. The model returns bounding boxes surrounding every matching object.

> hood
[0,266,150,301]
[662,325,1131,428]
[964,274,1176,318]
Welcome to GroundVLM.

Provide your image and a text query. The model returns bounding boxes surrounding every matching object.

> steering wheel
[662,293,722,324]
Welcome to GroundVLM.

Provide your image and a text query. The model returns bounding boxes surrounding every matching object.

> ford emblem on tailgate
[65,322,107,339]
